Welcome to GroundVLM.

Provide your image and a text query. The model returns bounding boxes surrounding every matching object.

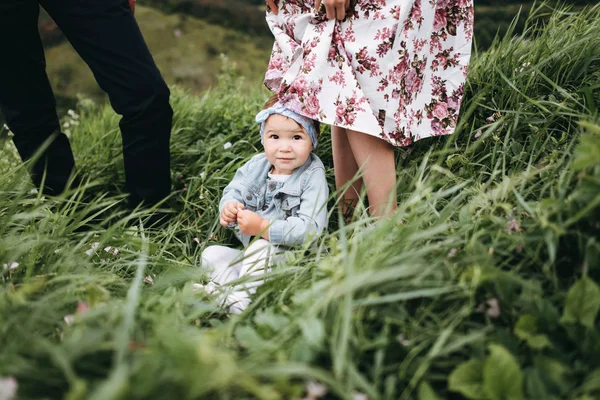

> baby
[200,95,329,313]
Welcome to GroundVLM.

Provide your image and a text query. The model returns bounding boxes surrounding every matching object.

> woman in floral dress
[265,0,474,217]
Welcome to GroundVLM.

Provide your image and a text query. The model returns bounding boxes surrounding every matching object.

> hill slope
[43,6,273,102]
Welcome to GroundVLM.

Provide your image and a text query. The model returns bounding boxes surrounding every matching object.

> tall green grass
[1,3,599,399]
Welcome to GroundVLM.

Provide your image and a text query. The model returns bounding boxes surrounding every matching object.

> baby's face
[263,114,313,175]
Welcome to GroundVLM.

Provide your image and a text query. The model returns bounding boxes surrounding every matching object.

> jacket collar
[248,153,322,196]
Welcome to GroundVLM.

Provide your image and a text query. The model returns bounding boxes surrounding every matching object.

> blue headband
[255,103,318,149]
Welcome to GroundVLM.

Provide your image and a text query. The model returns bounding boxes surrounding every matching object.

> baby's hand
[220,201,244,227]
[237,209,269,236]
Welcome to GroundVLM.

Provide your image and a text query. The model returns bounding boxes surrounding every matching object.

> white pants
[201,239,283,312]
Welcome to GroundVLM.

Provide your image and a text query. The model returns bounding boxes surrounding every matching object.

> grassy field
[1,3,600,400]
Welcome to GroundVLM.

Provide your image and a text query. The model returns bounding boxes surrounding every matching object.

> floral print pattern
[265,0,474,147]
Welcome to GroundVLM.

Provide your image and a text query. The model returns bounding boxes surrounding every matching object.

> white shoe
[191,281,217,295]
[226,291,251,314]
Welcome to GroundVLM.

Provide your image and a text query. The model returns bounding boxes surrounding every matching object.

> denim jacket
[219,153,329,247]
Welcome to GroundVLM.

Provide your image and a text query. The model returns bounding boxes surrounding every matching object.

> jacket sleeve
[268,167,329,247]
[219,159,253,220]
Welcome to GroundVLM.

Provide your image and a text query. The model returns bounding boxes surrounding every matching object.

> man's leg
[41,0,173,206]
[0,0,76,194]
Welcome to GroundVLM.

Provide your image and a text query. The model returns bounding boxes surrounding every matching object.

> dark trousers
[0,0,173,205]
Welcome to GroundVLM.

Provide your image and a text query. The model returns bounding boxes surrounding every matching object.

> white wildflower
[104,246,119,255]
[193,237,200,244]
[199,171,206,180]
[64,315,74,325]
[144,275,156,285]
[306,381,328,398]
[506,218,521,234]
[85,242,101,256]
[223,142,232,149]
[352,391,369,400]
[0,376,18,400]
[474,129,482,139]
[3,262,19,271]
[447,248,458,258]
[63,121,70,129]
[67,109,79,119]
[486,298,501,318]
[396,334,410,346]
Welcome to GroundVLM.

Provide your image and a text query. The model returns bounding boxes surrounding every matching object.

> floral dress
[264,0,474,147]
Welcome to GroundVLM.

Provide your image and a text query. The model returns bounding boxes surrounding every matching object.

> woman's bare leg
[346,129,397,217]
[331,125,363,220]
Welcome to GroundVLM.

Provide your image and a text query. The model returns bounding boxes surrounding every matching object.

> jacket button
[246,194,252,200]
[268,183,275,190]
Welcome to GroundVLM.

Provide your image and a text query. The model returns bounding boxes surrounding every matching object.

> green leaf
[234,326,267,350]
[514,314,553,349]
[581,368,600,393]
[254,310,289,332]
[573,128,600,171]
[418,381,443,400]
[533,356,571,395]
[525,369,551,400]
[298,317,325,348]
[448,359,486,399]
[483,344,524,400]
[561,277,600,329]
[525,334,552,349]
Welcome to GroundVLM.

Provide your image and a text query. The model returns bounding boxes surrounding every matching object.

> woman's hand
[266,0,278,15]
[315,0,350,20]
[128,0,136,14]
[237,210,270,238]
[220,201,244,227]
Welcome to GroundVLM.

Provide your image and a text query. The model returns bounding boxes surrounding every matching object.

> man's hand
[220,201,244,227]
[237,209,269,237]
[315,0,350,20]
[129,0,136,14]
